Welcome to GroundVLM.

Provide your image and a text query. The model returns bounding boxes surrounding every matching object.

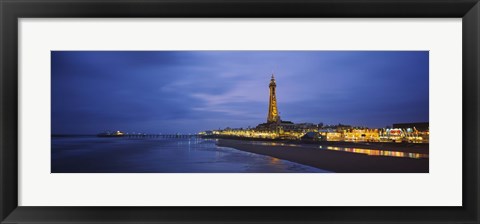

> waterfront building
[301,131,324,141]
[256,75,318,136]
[393,122,429,132]
[379,128,403,142]
[379,122,429,143]
[318,129,342,141]
[343,128,380,142]
[256,74,296,133]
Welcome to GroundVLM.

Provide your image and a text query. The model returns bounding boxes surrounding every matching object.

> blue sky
[51,51,429,134]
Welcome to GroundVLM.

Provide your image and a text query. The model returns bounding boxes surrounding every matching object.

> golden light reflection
[245,141,427,159]
[270,157,280,164]
[325,146,428,159]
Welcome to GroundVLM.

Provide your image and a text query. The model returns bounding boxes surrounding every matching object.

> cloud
[51,51,429,134]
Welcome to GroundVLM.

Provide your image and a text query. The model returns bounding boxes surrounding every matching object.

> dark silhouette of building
[393,122,429,132]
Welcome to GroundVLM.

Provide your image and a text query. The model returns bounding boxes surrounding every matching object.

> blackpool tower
[267,74,280,123]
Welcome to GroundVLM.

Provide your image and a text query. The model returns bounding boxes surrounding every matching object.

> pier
[125,134,199,139]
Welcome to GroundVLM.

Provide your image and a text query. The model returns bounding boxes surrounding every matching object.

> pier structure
[125,134,199,139]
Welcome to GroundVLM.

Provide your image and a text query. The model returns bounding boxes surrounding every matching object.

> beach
[217,139,429,173]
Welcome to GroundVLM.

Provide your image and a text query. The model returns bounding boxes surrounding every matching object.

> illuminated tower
[267,74,280,123]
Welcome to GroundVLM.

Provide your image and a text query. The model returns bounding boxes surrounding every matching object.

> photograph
[51,51,429,173]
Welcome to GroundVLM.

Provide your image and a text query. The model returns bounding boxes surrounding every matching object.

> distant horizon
[51,120,430,135]
[52,51,429,134]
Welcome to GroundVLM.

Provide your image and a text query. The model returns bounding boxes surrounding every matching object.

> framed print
[1,0,479,223]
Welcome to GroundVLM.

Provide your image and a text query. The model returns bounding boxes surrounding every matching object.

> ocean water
[51,136,329,173]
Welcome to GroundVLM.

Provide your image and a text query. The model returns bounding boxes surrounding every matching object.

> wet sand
[207,135,429,154]
[217,139,429,173]
[309,141,428,154]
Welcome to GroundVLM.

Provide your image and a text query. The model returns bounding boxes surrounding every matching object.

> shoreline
[217,139,429,173]
[205,135,428,154]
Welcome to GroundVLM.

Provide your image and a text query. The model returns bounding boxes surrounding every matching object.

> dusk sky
[51,51,428,134]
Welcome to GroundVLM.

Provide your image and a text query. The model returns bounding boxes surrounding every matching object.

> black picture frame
[1,0,479,223]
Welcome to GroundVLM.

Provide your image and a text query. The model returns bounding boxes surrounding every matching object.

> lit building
[381,122,429,143]
[393,122,429,132]
[256,74,296,132]
[343,128,380,142]
[267,74,280,123]
[318,128,343,141]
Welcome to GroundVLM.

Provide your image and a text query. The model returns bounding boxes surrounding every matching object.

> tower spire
[267,74,279,123]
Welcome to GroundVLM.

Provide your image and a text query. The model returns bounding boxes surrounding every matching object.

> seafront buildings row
[199,74,429,143]
[200,122,429,143]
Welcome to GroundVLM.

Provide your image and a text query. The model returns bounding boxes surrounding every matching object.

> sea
[51,136,329,173]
